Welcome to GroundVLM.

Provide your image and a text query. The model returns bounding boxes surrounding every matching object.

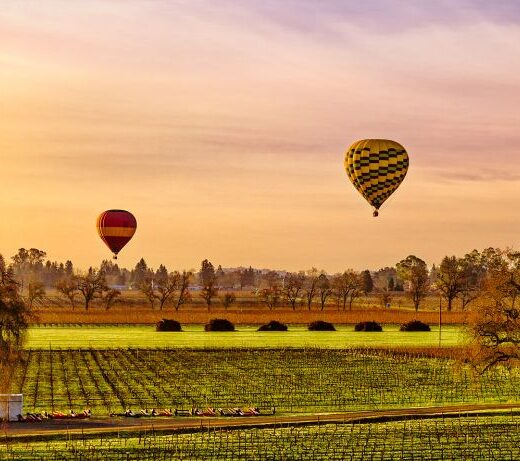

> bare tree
[377,287,393,308]
[175,270,192,311]
[55,277,80,309]
[258,286,281,310]
[469,250,520,371]
[155,273,180,310]
[282,272,305,310]
[304,268,320,310]
[332,270,361,311]
[138,278,158,309]
[317,273,332,311]
[76,270,107,310]
[102,288,121,310]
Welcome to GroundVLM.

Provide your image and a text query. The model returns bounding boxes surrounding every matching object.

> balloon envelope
[344,139,409,215]
[97,210,137,258]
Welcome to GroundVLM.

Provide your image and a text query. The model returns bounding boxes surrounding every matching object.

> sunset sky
[1,1,519,272]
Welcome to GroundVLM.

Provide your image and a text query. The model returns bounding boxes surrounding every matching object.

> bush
[308,320,336,331]
[156,319,182,332]
[400,320,431,332]
[205,318,235,332]
[257,320,288,331]
[354,321,383,332]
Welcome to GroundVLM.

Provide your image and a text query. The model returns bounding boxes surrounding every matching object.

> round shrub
[257,320,288,331]
[308,320,336,331]
[205,318,235,332]
[400,320,431,332]
[156,319,182,332]
[354,321,383,332]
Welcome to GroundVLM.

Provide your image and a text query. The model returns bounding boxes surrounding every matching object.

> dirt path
[3,403,519,441]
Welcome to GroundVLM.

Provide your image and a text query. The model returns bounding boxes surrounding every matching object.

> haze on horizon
[1,0,519,273]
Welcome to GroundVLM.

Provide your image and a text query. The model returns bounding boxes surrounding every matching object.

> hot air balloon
[96,210,137,259]
[344,139,409,217]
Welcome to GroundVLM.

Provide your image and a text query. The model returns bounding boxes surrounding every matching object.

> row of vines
[9,348,520,415]
[2,415,520,459]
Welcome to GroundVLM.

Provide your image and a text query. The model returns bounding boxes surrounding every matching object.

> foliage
[397,255,430,311]
[257,320,288,331]
[400,320,431,332]
[156,319,182,332]
[469,250,520,371]
[308,320,335,331]
[205,318,235,331]
[355,321,383,332]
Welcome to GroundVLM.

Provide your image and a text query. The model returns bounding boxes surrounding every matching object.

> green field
[11,348,519,415]
[25,325,465,349]
[3,415,520,460]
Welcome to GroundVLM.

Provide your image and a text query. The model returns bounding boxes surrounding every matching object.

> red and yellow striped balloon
[96,210,137,259]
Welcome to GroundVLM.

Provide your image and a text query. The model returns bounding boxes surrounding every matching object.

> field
[3,415,520,460]
[31,305,467,326]
[9,348,519,415]
[25,325,464,349]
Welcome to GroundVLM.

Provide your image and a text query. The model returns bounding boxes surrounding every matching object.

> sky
[1,0,519,272]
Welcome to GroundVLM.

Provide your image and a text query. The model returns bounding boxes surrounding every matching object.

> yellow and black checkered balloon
[344,139,409,215]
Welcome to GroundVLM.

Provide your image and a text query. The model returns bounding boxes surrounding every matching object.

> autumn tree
[397,255,430,311]
[138,278,158,309]
[469,250,520,371]
[26,280,46,308]
[102,288,121,310]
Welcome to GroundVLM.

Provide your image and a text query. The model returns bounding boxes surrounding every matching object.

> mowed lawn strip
[25,324,465,349]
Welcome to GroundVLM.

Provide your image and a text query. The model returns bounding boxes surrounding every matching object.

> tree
[282,272,305,310]
[469,250,520,371]
[200,276,218,310]
[55,277,79,309]
[138,278,157,309]
[331,270,361,311]
[26,280,46,308]
[316,274,332,311]
[0,260,31,383]
[360,270,374,295]
[132,258,150,286]
[175,270,192,311]
[155,273,179,310]
[221,292,236,309]
[102,288,121,310]
[303,269,320,310]
[436,256,466,311]
[76,270,107,310]
[397,255,430,311]
[199,259,215,287]
[258,287,281,310]
[377,287,393,308]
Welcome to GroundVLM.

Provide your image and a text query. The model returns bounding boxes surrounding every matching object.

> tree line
[0,247,516,314]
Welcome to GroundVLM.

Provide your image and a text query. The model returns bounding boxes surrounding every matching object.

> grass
[25,324,466,349]
[10,348,520,415]
[2,415,520,459]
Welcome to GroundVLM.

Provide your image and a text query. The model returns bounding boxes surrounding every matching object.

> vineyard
[9,348,520,415]
[2,415,520,460]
